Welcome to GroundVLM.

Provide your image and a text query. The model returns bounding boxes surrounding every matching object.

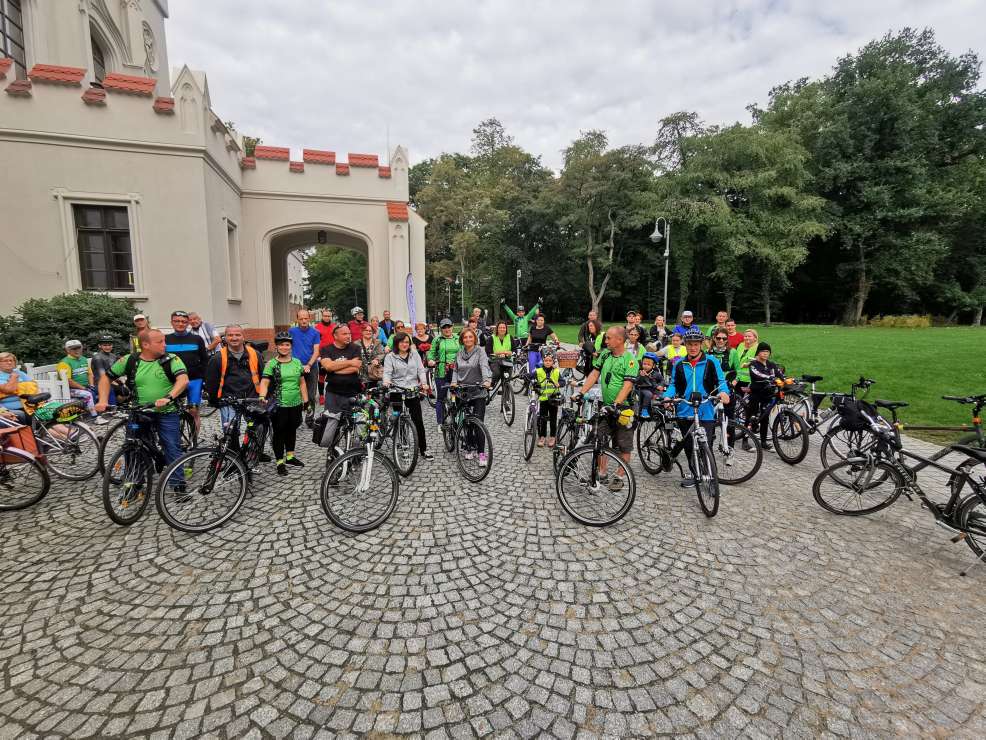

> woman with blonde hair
[731,328,760,392]
[0,352,32,422]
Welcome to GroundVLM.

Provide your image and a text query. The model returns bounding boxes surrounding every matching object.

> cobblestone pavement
[2,408,985,739]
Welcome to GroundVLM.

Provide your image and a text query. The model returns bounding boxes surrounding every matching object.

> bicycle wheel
[714,421,763,485]
[771,409,809,465]
[635,417,670,476]
[556,446,636,527]
[500,383,515,426]
[442,416,456,452]
[180,412,198,451]
[523,405,537,461]
[455,418,493,482]
[320,448,399,532]
[957,493,986,562]
[102,446,154,525]
[391,414,419,477]
[553,419,573,475]
[43,422,101,481]
[812,459,903,516]
[97,417,127,473]
[694,440,720,517]
[511,369,528,395]
[0,448,51,511]
[155,448,248,533]
[425,371,437,409]
[819,426,891,487]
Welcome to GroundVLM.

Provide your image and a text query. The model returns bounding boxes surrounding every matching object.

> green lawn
[550,323,986,442]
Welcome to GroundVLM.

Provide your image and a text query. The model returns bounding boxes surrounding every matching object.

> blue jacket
[662,353,728,421]
[672,323,702,336]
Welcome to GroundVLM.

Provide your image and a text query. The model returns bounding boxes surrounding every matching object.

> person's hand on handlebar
[718,392,730,405]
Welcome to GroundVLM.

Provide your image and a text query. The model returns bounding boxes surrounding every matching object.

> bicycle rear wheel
[43,422,100,481]
[391,414,419,477]
[553,418,574,475]
[455,418,493,482]
[442,417,456,452]
[0,448,51,511]
[819,426,891,487]
[97,417,127,473]
[180,412,198,451]
[102,446,154,525]
[714,421,762,485]
[523,405,537,461]
[957,493,986,562]
[695,440,720,517]
[812,459,903,515]
[155,448,248,533]
[556,446,635,526]
[771,409,809,465]
[425,370,437,409]
[500,383,515,426]
[320,448,399,532]
[635,417,670,476]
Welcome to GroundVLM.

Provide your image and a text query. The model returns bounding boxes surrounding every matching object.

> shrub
[867,314,932,328]
[0,292,137,365]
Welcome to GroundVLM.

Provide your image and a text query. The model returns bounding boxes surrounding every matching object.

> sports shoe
[277,463,288,476]
[258,453,273,463]
[477,453,487,467]
[285,457,304,467]
[607,476,624,492]
[537,437,545,447]
[464,450,476,460]
[422,451,434,461]
[680,477,696,488]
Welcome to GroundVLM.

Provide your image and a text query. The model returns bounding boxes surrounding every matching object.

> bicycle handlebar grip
[941,395,968,402]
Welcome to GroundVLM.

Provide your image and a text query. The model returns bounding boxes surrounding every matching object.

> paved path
[1,411,985,739]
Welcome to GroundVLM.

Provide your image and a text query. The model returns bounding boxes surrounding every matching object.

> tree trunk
[724,293,733,318]
[974,306,983,326]
[762,276,772,326]
[843,244,869,325]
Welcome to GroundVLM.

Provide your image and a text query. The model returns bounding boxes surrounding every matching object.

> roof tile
[5,78,32,97]
[348,153,379,168]
[336,164,350,176]
[386,202,409,222]
[289,161,305,173]
[29,64,86,85]
[81,88,106,106]
[240,156,256,170]
[254,145,290,161]
[303,149,336,165]
[0,57,12,79]
[102,72,157,95]
[378,166,392,178]
[152,96,175,114]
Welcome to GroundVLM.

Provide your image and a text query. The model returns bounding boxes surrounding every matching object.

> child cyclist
[534,348,562,447]
[635,352,665,419]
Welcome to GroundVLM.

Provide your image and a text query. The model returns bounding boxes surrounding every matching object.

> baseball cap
[133,313,147,321]
[65,339,82,349]
[682,310,694,317]
[439,318,453,328]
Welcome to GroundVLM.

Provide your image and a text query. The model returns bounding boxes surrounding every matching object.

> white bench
[24,363,72,403]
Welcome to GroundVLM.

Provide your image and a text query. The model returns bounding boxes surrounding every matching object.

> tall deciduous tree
[303,247,367,318]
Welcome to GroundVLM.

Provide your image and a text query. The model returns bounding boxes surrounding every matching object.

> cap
[682,310,693,317]
[756,342,772,354]
[439,318,453,328]
[133,313,147,321]
[98,335,114,344]
[64,339,82,349]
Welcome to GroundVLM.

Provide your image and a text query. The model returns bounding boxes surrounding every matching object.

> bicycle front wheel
[44,422,101,481]
[556,446,635,526]
[553,419,573,475]
[635,417,670,476]
[102,446,154,526]
[320,448,399,532]
[523,405,537,461]
[500,383,515,426]
[0,448,51,511]
[391,414,419,477]
[97,417,127,473]
[695,440,720,517]
[455,418,493,482]
[714,421,763,485]
[180,412,198,451]
[812,459,903,515]
[771,409,809,465]
[155,448,248,533]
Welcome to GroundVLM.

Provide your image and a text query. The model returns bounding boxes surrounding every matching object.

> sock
[276,458,285,465]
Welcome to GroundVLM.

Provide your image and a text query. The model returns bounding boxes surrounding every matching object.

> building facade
[0,0,426,345]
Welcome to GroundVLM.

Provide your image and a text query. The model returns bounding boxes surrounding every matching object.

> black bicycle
[711,401,763,485]
[441,383,494,482]
[735,382,809,465]
[101,402,167,526]
[153,397,268,534]
[377,386,421,477]
[523,378,562,462]
[98,399,197,474]
[488,355,516,426]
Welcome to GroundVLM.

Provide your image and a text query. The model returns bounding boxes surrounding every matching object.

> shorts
[598,414,633,454]
[185,379,203,406]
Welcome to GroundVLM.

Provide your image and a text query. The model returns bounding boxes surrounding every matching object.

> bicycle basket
[34,401,85,424]
[834,397,881,432]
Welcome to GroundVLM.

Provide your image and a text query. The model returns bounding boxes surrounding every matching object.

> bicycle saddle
[875,400,908,410]
[950,444,986,465]
[20,393,52,405]
[801,374,823,383]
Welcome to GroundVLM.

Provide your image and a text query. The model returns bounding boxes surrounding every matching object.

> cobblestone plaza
[2,416,985,738]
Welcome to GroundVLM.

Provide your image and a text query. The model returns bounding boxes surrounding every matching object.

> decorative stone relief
[142,21,157,75]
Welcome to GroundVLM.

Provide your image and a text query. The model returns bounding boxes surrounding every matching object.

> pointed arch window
[90,29,106,84]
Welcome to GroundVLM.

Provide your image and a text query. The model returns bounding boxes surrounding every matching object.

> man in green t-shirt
[577,326,639,491]
[500,297,541,340]
[96,329,189,484]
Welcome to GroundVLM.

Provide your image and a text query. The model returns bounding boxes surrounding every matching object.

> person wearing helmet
[662,327,729,487]
[90,334,119,405]
[500,296,541,341]
[259,331,309,475]
[427,318,460,424]
[635,352,665,419]
[347,306,368,339]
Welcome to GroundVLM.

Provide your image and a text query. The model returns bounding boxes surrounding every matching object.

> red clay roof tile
[102,72,156,95]
[336,164,350,176]
[0,58,12,79]
[386,202,409,222]
[5,78,31,97]
[289,161,305,173]
[378,166,392,178]
[240,156,256,170]
[254,145,290,161]
[29,64,86,85]
[349,153,379,168]
[81,88,106,105]
[303,149,336,165]
[153,96,175,114]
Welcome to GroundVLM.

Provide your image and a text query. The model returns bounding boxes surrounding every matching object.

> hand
[483,382,491,389]
[499,298,505,305]
[154,397,172,408]
[451,383,458,389]
[420,384,430,394]
[94,401,108,413]
[538,296,543,304]
[382,382,391,388]
[719,392,730,405]
[428,360,435,367]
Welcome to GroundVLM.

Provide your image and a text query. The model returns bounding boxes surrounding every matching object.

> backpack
[834,397,881,432]
[122,353,180,400]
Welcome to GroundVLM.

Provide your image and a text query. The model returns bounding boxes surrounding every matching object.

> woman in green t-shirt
[259,332,309,476]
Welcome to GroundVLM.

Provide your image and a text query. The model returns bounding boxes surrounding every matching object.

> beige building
[0,0,426,345]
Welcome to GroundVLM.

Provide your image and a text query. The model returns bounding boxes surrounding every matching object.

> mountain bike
[320,389,400,533]
[812,412,986,575]
[509,348,532,396]
[554,399,636,526]
[101,402,167,526]
[0,418,51,512]
[27,397,101,481]
[154,397,268,533]
[98,400,197,474]
[441,383,494,482]
[488,356,516,426]
[377,386,421,477]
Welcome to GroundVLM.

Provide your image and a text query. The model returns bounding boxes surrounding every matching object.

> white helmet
[351,306,364,316]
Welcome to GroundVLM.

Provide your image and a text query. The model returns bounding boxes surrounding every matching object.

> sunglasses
[714,336,727,341]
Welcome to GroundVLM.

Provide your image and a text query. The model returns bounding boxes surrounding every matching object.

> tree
[303,247,367,318]
[470,118,513,158]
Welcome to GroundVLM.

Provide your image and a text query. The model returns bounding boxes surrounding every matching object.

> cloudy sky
[167,0,985,170]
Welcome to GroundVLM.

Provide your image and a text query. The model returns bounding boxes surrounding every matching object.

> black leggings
[677,419,716,478]
[745,391,773,446]
[403,397,428,453]
[271,405,302,460]
[538,400,558,437]
[465,397,487,453]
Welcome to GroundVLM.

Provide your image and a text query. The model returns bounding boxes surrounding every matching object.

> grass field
[550,324,986,442]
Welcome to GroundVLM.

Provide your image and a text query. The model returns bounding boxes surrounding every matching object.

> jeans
[151,412,183,485]
[319,393,354,450]
[220,405,237,430]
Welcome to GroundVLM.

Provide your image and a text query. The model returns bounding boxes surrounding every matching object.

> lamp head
[648,219,664,243]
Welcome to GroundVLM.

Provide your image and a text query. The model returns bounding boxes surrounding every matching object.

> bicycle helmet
[683,327,704,343]
[351,306,364,316]
[274,331,293,344]
[643,352,660,364]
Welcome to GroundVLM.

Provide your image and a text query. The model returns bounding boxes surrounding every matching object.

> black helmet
[683,327,704,343]
[98,335,114,344]
[274,331,293,344]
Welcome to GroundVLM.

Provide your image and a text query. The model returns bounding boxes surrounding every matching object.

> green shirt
[57,355,90,386]
[263,357,303,407]
[427,334,460,377]
[593,349,639,405]
[503,302,540,339]
[732,343,758,384]
[109,353,187,413]
[705,323,727,337]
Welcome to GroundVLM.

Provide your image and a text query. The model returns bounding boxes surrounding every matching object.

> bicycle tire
[320,448,399,532]
[771,409,809,465]
[155,448,248,533]
[695,440,720,517]
[523,405,537,461]
[442,417,456,452]
[555,446,636,527]
[425,370,437,409]
[455,418,493,482]
[714,421,763,485]
[957,492,986,562]
[102,446,154,526]
[43,421,101,481]
[180,412,198,451]
[391,414,419,477]
[0,447,51,511]
[635,417,670,476]
[97,417,128,473]
[812,459,903,516]
[819,425,891,487]
[553,419,573,475]
[501,384,516,426]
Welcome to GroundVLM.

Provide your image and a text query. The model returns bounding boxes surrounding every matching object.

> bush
[867,314,932,328]
[0,292,137,365]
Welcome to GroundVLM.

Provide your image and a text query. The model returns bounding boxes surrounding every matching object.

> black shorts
[598,414,633,454]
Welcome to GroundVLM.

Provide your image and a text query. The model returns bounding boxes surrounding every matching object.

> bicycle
[377,386,421,477]
[101,402,167,526]
[154,397,268,533]
[320,389,400,533]
[26,396,101,481]
[509,348,532,396]
[98,397,197,474]
[0,416,51,512]
[554,398,636,526]
[735,382,809,465]
[812,410,986,575]
[488,356,516,426]
[441,383,494,482]
[711,401,763,485]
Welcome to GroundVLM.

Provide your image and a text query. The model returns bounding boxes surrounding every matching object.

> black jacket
[204,347,260,402]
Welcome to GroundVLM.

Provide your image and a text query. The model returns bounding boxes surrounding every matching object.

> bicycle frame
[665,396,714,475]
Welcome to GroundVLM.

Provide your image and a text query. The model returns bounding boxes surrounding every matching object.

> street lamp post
[445,279,452,318]
[455,274,464,323]
[649,218,671,318]
[516,269,521,310]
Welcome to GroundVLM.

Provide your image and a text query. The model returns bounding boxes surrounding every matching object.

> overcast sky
[167,0,985,170]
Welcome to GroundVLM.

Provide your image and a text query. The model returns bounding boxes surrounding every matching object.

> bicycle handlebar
[942,394,986,405]
[664,394,718,406]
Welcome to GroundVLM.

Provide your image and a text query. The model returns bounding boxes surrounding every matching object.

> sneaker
[547,437,555,448]
[680,477,696,488]
[464,450,476,460]
[537,437,545,447]
[285,457,305,467]
[762,442,773,451]
[607,476,624,492]
[422,451,434,461]
[741,439,754,452]
[170,483,187,494]
[477,453,487,467]
[93,415,110,426]
[258,453,273,463]
[640,409,650,419]
[277,463,288,476]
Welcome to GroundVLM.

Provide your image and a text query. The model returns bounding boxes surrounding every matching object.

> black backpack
[121,353,180,400]
[834,397,880,432]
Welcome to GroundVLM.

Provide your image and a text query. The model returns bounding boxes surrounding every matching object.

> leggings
[464,397,487,453]
[271,405,302,459]
[537,400,558,437]
[745,391,773,446]
[403,397,428,453]
[677,419,717,478]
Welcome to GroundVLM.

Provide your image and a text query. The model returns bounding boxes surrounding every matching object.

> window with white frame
[73,204,135,292]
[226,219,241,300]
[0,0,26,79]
